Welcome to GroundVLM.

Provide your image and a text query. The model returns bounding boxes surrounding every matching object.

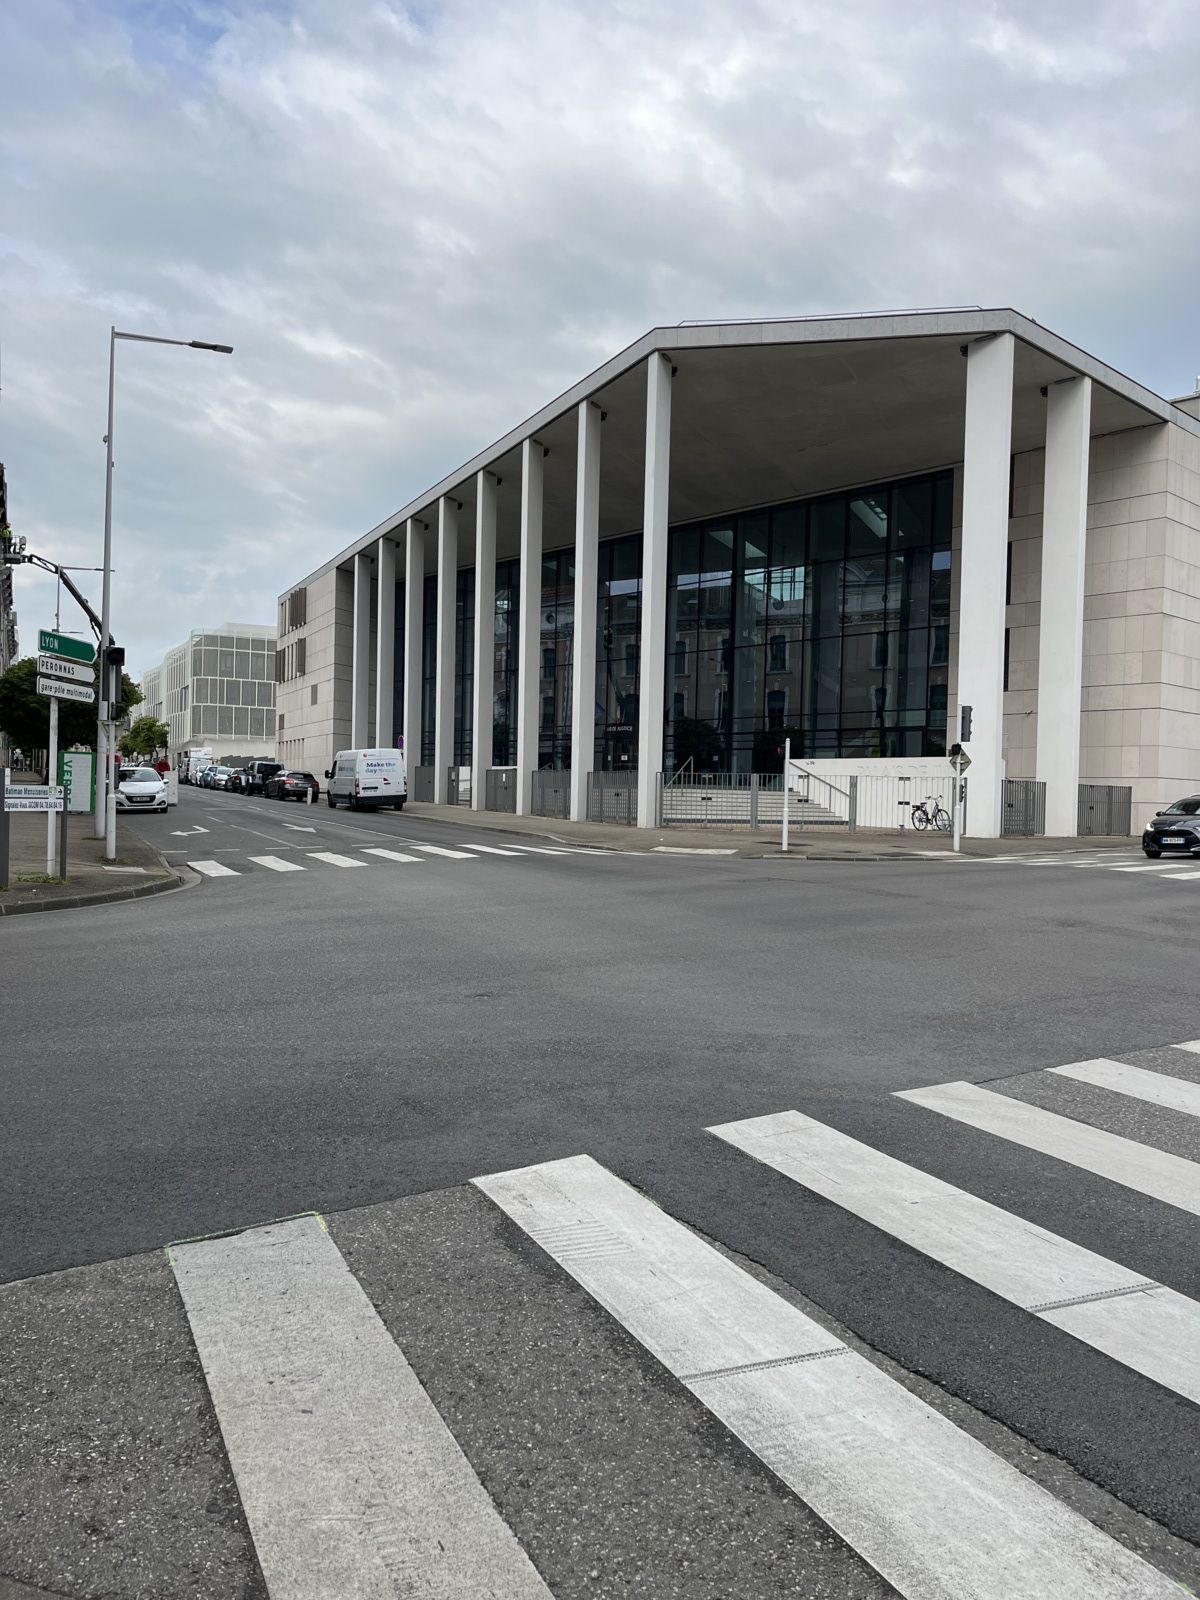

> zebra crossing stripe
[305,851,365,868]
[506,845,571,855]
[1112,863,1187,872]
[247,855,305,873]
[360,847,422,863]
[169,1216,552,1600]
[188,859,240,877]
[896,1081,1200,1217]
[461,843,526,856]
[1049,1059,1200,1118]
[413,844,477,860]
[710,1110,1200,1405]
[475,1154,1182,1600]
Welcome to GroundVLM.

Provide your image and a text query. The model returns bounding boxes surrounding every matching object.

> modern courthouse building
[139,624,278,758]
[276,309,1200,835]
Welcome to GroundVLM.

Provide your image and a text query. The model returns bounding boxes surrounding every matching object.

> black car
[265,770,321,802]
[1142,796,1200,858]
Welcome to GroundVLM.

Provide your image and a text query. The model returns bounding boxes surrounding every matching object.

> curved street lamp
[95,327,233,848]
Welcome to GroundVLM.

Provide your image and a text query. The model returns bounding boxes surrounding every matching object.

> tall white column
[402,517,425,772]
[957,334,1014,838]
[1036,375,1092,837]
[472,471,497,811]
[570,401,602,822]
[375,535,396,749]
[637,354,672,828]
[433,497,458,803]
[351,548,372,748]
[515,439,543,816]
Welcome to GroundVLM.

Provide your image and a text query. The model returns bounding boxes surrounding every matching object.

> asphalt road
[2,785,1198,1597]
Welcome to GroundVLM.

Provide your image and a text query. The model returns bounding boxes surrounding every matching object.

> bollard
[105,791,117,863]
[0,766,9,891]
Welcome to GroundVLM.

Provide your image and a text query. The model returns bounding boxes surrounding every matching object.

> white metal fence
[658,768,960,834]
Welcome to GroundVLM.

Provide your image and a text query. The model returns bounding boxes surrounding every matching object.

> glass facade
[666,471,952,771]
[409,468,951,777]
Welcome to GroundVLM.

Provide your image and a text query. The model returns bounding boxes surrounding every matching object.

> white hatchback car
[114,766,168,813]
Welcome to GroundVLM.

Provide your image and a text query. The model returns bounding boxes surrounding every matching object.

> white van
[324,748,407,810]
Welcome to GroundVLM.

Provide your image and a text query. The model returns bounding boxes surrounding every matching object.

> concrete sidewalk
[401,800,1135,861]
[1,783,181,915]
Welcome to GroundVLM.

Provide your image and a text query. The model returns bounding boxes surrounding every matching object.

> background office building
[139,624,277,759]
[276,310,1200,836]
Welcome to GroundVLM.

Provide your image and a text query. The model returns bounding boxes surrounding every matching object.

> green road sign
[38,629,96,664]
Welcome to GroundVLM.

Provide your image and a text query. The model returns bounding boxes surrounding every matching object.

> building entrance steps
[401,800,1133,861]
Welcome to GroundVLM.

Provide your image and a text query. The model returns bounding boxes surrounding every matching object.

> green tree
[0,657,142,752]
[120,715,169,758]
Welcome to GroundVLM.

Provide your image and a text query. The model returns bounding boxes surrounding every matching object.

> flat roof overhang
[292,309,1198,590]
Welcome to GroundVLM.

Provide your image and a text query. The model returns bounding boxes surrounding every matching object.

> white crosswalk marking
[170,1216,551,1600]
[413,844,477,860]
[360,847,421,863]
[1112,863,1186,872]
[897,1080,1200,1216]
[188,859,240,877]
[305,850,366,868]
[476,1154,1180,1600]
[461,843,525,856]
[246,855,306,873]
[1049,1058,1200,1117]
[506,844,572,855]
[710,1110,1200,1404]
[1161,870,1200,880]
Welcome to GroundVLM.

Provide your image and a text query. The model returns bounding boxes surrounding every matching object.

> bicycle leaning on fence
[910,793,951,831]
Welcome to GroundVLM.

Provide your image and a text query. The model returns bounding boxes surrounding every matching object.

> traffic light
[103,644,126,710]
[960,704,973,742]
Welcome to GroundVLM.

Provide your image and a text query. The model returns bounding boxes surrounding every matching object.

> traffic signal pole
[95,325,116,840]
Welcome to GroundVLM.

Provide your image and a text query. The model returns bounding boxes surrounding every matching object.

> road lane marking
[247,855,306,873]
[188,859,240,877]
[896,1081,1200,1217]
[476,1154,1181,1600]
[169,1217,551,1600]
[412,844,477,860]
[1160,870,1200,880]
[1049,1059,1200,1118]
[1111,863,1189,872]
[360,847,422,863]
[711,1110,1200,1405]
[305,851,366,868]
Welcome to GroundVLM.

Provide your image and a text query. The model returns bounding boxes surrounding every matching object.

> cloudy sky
[2,0,1199,682]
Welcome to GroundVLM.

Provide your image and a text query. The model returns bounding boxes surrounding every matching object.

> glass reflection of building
[413,467,951,775]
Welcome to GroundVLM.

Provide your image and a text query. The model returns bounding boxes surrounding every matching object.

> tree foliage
[0,657,142,752]
[119,716,169,758]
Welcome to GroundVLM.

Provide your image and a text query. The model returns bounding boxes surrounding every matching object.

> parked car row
[175,748,407,811]
[186,758,322,801]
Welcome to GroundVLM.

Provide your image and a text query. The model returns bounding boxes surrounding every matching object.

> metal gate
[1078,784,1132,836]
[485,767,517,813]
[587,770,638,824]
[411,765,434,803]
[1001,779,1045,836]
[531,769,569,819]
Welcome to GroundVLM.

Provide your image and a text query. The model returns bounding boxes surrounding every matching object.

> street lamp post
[95,328,233,845]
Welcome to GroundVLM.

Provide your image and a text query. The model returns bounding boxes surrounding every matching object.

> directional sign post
[3,785,64,813]
[37,654,95,685]
[37,677,96,706]
[38,629,96,665]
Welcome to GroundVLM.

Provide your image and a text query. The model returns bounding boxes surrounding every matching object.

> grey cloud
[0,0,1197,678]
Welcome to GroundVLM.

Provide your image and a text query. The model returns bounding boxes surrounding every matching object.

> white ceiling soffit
[296,308,1196,590]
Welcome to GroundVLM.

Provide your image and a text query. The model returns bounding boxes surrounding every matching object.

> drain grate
[682,1346,849,1384]
[1028,1280,1159,1314]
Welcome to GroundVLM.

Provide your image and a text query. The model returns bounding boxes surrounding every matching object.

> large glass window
[664,469,953,770]
[595,533,641,772]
